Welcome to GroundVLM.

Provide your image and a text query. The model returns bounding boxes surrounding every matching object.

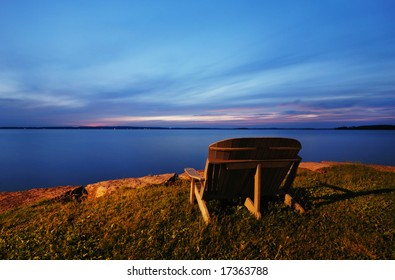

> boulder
[85,173,177,199]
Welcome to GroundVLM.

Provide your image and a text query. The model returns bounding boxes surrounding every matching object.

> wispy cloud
[0,0,394,127]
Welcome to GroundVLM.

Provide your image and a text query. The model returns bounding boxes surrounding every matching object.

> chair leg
[244,198,262,220]
[195,188,210,224]
[284,193,305,214]
[282,161,300,192]
[244,164,262,220]
[193,181,211,224]
[189,180,195,204]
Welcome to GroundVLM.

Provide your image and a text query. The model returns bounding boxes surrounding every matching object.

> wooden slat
[184,168,204,181]
[209,158,301,165]
[225,161,292,170]
[254,164,262,212]
[209,147,257,151]
[269,147,300,151]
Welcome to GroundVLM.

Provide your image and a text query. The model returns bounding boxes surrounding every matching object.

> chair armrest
[184,168,204,181]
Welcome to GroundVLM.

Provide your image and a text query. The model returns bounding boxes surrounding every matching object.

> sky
[0,0,394,128]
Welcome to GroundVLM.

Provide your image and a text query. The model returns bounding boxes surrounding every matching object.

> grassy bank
[0,164,394,259]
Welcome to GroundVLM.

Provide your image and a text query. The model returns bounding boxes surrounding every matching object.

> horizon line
[0,125,394,130]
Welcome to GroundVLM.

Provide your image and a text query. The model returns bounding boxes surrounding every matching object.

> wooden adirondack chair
[184,137,304,224]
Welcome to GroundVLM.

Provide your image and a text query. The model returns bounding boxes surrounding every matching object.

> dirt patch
[299,162,333,171]
[300,161,395,173]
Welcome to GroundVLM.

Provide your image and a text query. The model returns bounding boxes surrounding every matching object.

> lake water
[0,129,394,192]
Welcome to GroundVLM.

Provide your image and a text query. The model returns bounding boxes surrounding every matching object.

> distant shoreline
[334,125,395,130]
[1,125,394,130]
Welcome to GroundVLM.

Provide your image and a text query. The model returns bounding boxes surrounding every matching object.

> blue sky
[0,0,394,128]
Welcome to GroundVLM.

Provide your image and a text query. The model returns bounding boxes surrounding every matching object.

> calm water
[0,129,394,192]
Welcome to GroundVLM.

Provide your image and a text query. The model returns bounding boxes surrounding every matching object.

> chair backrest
[203,137,301,199]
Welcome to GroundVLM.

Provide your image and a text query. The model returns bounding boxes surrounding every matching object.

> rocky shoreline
[1,162,394,214]
[0,173,177,214]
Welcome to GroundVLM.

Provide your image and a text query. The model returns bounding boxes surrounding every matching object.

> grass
[0,164,394,259]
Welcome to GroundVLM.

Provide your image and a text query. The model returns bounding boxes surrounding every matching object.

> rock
[85,173,177,199]
[52,186,87,203]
